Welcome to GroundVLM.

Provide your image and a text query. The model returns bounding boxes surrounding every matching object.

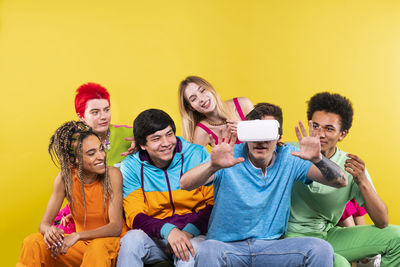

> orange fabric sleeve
[123,188,148,229]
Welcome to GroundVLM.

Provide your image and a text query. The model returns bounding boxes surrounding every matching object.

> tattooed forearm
[314,156,347,187]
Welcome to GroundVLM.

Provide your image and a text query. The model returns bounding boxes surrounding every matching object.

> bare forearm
[39,222,53,234]
[180,161,219,191]
[314,156,347,187]
[358,180,388,228]
[76,221,122,240]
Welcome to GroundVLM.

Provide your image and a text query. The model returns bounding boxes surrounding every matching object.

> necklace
[205,118,226,126]
[104,130,111,151]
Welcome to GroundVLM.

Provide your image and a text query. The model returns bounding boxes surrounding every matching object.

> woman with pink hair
[55,82,133,233]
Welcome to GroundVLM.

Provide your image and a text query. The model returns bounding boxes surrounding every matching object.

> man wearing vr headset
[180,102,347,267]
[286,92,400,267]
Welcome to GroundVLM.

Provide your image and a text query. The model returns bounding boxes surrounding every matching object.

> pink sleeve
[352,199,367,217]
[339,198,367,222]
[339,200,357,222]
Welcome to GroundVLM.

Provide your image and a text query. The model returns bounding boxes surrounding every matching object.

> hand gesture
[210,127,244,169]
[60,213,73,228]
[59,232,80,255]
[226,120,238,133]
[43,225,64,249]
[50,245,61,259]
[121,137,137,156]
[167,228,194,262]
[345,154,367,184]
[291,120,322,163]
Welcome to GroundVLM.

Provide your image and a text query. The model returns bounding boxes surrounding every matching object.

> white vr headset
[237,120,281,142]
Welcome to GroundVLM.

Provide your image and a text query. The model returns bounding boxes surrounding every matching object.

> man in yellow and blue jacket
[117,109,213,267]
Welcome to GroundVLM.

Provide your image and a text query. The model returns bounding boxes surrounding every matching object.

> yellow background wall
[1,0,399,264]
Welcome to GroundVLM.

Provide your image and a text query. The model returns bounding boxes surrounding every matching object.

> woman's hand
[59,232,80,255]
[226,120,238,133]
[60,213,73,227]
[43,225,64,249]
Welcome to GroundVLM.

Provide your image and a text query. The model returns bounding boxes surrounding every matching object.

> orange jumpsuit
[18,171,122,267]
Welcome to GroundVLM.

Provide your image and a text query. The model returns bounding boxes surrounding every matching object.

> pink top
[196,98,246,145]
[339,198,367,222]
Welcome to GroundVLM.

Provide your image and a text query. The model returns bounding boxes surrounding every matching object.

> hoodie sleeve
[182,204,213,236]
[122,174,178,239]
[180,143,214,236]
[121,156,178,239]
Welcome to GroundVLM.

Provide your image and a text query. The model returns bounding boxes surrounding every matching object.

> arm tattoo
[314,156,347,186]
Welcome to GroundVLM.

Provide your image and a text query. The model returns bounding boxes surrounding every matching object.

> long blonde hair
[178,76,235,142]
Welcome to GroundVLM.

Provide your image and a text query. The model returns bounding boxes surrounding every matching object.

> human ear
[338,130,348,141]
[78,114,85,122]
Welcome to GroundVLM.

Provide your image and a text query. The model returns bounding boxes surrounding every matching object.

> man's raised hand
[210,127,244,169]
[291,120,322,163]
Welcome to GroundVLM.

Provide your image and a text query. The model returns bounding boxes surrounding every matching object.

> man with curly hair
[286,92,400,267]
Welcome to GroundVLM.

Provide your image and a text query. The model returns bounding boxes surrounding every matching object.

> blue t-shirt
[207,143,313,242]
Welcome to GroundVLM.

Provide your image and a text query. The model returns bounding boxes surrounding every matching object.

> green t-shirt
[286,142,373,236]
[107,124,133,167]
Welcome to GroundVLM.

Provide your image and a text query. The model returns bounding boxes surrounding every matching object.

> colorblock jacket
[121,137,214,239]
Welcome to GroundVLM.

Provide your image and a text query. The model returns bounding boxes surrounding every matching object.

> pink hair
[74,83,110,118]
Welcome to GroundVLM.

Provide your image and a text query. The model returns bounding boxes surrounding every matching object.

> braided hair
[48,121,112,228]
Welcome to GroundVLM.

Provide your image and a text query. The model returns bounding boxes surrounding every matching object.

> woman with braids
[18,121,124,266]
[178,76,253,147]
[54,82,133,233]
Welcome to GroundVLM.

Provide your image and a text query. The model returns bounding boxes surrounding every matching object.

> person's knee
[386,225,400,249]
[387,225,400,238]
[190,235,206,252]
[87,237,120,254]
[23,233,44,248]
[195,240,225,263]
[333,253,351,267]
[305,237,334,259]
[120,229,149,253]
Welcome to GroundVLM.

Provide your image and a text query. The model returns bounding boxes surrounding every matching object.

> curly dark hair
[307,92,353,131]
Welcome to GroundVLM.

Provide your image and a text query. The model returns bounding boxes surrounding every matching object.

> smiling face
[183,82,217,114]
[311,110,348,158]
[79,99,111,135]
[140,126,177,169]
[80,134,106,176]
[246,115,281,168]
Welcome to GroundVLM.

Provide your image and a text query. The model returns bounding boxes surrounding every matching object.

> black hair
[307,92,353,131]
[133,109,176,151]
[245,102,283,134]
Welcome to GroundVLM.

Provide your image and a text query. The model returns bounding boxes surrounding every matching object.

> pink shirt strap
[197,122,219,144]
[233,97,246,120]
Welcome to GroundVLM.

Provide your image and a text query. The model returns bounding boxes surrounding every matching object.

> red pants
[17,233,120,267]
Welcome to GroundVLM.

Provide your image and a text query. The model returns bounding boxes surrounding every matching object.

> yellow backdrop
[1,0,399,264]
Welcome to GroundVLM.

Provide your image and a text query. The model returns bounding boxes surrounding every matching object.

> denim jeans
[117,229,205,267]
[195,237,334,267]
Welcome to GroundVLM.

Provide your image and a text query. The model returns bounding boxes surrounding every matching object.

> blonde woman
[178,76,253,147]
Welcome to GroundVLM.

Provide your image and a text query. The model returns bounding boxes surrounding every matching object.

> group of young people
[18,77,400,267]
